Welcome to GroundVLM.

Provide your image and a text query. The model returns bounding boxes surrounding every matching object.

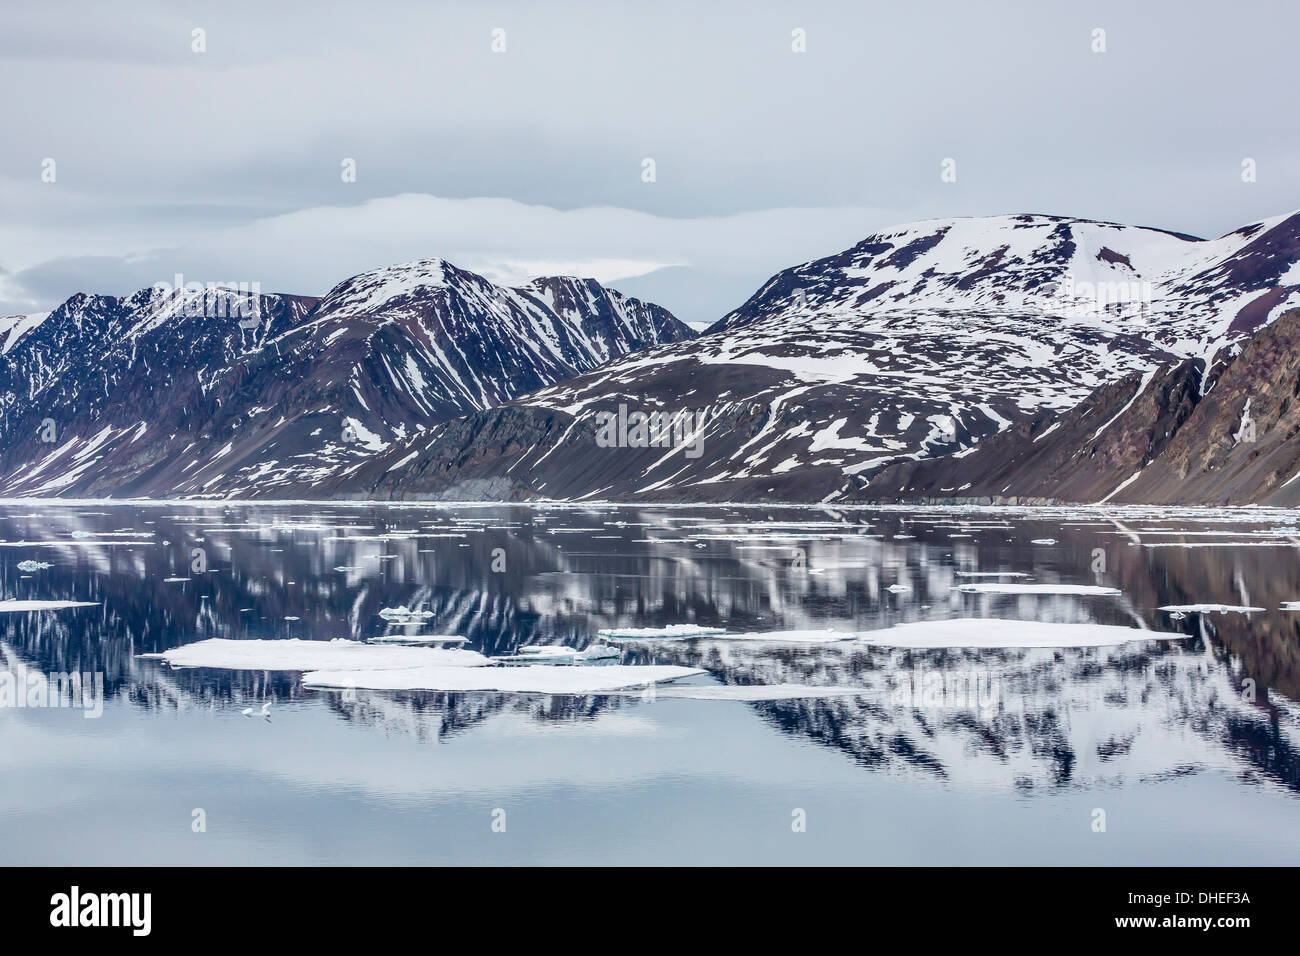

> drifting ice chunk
[367,634,467,646]
[698,629,853,644]
[0,599,98,612]
[955,583,1120,595]
[139,638,489,670]
[635,683,870,701]
[494,643,622,666]
[859,617,1175,649]
[378,606,435,621]
[1158,604,1265,613]
[597,624,726,639]
[302,663,704,694]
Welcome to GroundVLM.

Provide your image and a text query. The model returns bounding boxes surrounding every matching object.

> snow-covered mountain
[340,210,1300,503]
[0,260,692,497]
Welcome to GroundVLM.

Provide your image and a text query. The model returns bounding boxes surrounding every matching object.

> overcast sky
[1,0,1296,323]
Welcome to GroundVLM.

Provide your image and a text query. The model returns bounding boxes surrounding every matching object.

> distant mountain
[334,210,1300,503]
[0,260,692,497]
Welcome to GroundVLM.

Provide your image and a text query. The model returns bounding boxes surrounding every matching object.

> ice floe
[378,606,434,621]
[493,644,621,666]
[367,634,468,646]
[302,663,704,694]
[140,638,490,670]
[696,629,854,644]
[631,683,870,701]
[1158,604,1265,614]
[0,599,99,612]
[955,583,1120,595]
[858,618,1175,649]
[596,624,725,639]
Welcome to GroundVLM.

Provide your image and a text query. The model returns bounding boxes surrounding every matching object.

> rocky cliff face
[0,262,691,497]
[338,212,1300,505]
[852,308,1300,507]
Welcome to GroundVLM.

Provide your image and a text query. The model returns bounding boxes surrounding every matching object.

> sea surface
[1,501,1298,865]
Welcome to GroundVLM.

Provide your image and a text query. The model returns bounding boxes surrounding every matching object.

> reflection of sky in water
[1,503,1299,864]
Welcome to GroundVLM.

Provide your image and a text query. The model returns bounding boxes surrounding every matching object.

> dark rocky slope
[853,308,1300,506]
[0,262,691,497]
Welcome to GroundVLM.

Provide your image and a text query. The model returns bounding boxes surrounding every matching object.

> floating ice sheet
[302,663,704,694]
[698,629,855,644]
[955,583,1120,595]
[140,638,490,670]
[858,618,1175,649]
[1158,604,1265,613]
[0,600,98,612]
[596,624,725,639]
[632,683,871,701]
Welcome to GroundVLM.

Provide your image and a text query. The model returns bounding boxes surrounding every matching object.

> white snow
[955,583,1120,595]
[858,617,1168,648]
[697,629,855,644]
[634,683,870,701]
[302,663,704,694]
[596,624,726,639]
[0,600,99,612]
[140,638,489,671]
[1158,604,1265,613]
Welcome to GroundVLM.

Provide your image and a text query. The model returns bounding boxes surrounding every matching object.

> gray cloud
[1,0,1296,318]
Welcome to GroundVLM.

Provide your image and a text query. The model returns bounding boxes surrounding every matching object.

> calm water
[1,502,1298,865]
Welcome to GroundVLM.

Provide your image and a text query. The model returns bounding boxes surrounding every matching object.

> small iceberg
[0,599,98,613]
[367,634,468,646]
[1159,604,1265,614]
[597,624,725,640]
[859,618,1180,649]
[955,583,1120,596]
[378,605,435,621]
[303,663,702,694]
[631,683,870,701]
[699,629,853,644]
[139,638,489,671]
[494,643,622,666]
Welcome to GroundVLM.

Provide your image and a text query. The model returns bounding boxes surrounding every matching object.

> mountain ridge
[328,208,1300,504]
[0,261,692,497]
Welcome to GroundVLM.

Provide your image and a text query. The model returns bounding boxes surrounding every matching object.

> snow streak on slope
[347,211,1300,503]
[0,261,692,497]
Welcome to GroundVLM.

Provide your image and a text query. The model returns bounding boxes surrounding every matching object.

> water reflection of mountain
[642,627,1300,794]
[2,504,1298,793]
